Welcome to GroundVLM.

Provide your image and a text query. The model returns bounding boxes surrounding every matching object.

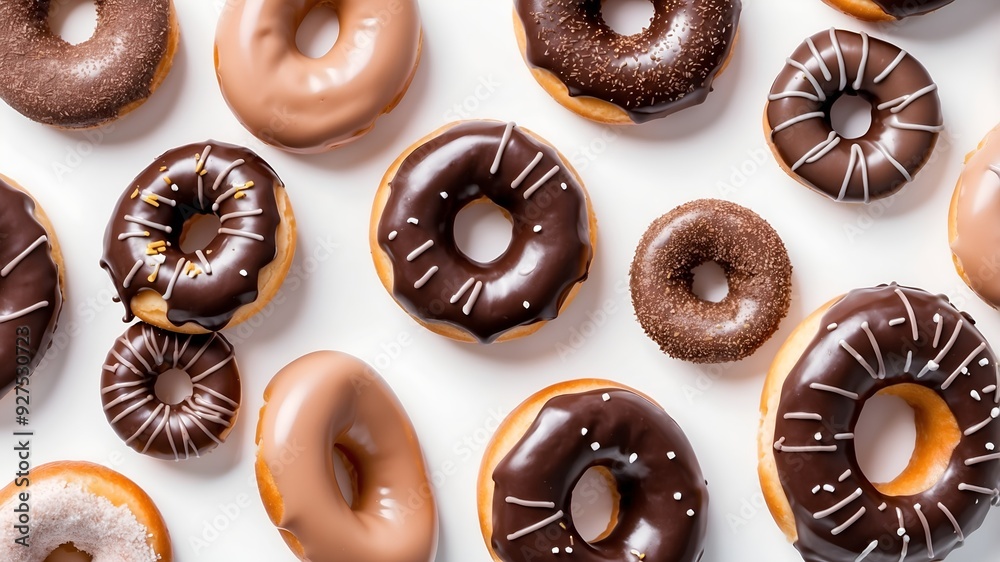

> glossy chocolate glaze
[630,199,792,363]
[0,178,62,395]
[101,322,240,461]
[376,121,593,343]
[515,0,741,123]
[257,351,437,562]
[0,0,172,128]
[492,388,708,562]
[872,0,954,18]
[100,141,284,331]
[773,284,1000,562]
[767,29,942,203]
[951,124,1000,308]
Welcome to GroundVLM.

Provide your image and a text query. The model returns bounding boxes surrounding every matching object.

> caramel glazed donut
[101,141,296,334]
[513,0,741,124]
[766,29,942,203]
[215,0,422,153]
[950,124,1000,309]
[0,0,179,129]
[630,199,792,363]
[759,284,1000,562]
[0,461,172,561]
[102,322,240,460]
[371,120,596,343]
[479,380,709,562]
[256,351,438,562]
[821,0,955,21]
[0,176,64,395]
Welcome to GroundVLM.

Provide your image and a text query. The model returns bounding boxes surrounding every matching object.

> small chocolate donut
[513,0,741,124]
[630,199,792,363]
[371,120,596,343]
[0,175,64,396]
[479,380,709,562]
[760,284,1000,562]
[822,0,954,21]
[766,29,942,203]
[101,322,240,460]
[100,140,296,333]
[0,0,179,129]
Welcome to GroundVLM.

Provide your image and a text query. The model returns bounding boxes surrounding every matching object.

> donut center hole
[453,199,514,264]
[154,368,194,406]
[44,544,92,562]
[296,2,341,59]
[332,446,358,508]
[48,0,98,45]
[179,213,223,254]
[830,94,874,140]
[690,261,729,303]
[855,385,960,496]
[571,466,620,543]
[601,0,656,36]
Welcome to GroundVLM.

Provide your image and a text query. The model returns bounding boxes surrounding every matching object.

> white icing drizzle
[905,350,913,373]
[774,437,836,453]
[117,231,150,240]
[894,289,919,341]
[143,190,177,207]
[197,174,205,209]
[831,507,866,536]
[506,510,564,541]
[0,301,49,324]
[190,354,235,383]
[511,152,543,189]
[941,343,987,390]
[220,209,263,222]
[196,145,212,173]
[913,504,933,558]
[784,412,822,421]
[918,319,963,378]
[860,322,885,378]
[855,539,878,561]
[212,182,254,211]
[829,28,847,91]
[838,469,852,482]
[889,117,944,133]
[874,51,907,84]
[852,32,869,91]
[195,250,212,275]
[110,349,140,375]
[785,59,826,102]
[809,383,859,400]
[877,84,938,114]
[406,240,434,262]
[162,259,186,300]
[937,502,964,542]
[958,483,999,495]
[450,278,475,304]
[523,166,560,199]
[211,158,245,191]
[768,90,821,103]
[218,228,265,242]
[888,317,906,326]
[125,215,172,234]
[932,313,943,348]
[814,488,863,519]
[413,266,439,289]
[1,235,47,277]
[839,339,877,379]
[771,111,825,137]
[491,122,515,175]
[895,506,905,534]
[463,281,484,316]
[123,259,144,289]
[834,433,854,440]
[505,496,555,509]
[806,36,831,81]
[792,131,841,171]
[873,141,913,182]
[964,452,1000,466]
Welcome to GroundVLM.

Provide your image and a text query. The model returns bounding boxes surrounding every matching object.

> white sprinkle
[673,492,682,500]
[440,192,448,199]
[878,502,887,511]
[590,442,600,451]
[814,433,823,441]
[171,184,179,192]
[388,230,398,241]
[823,484,836,493]
[888,318,906,326]
[407,217,419,225]
[839,470,852,482]
[667,451,676,459]
[835,433,855,440]
[581,428,588,436]
[981,358,990,367]
[992,408,1000,419]
[552,548,559,554]
[239,269,247,277]
[523,301,530,309]
[406,240,434,262]
[827,323,838,331]
[988,443,996,451]
[533,225,542,233]
[812,486,821,494]
[686,509,695,517]
[565,547,573,554]
[629,453,638,464]
[560,183,568,190]
[602,393,610,401]
[462,281,484,316]
[413,266,439,289]
[972,390,982,401]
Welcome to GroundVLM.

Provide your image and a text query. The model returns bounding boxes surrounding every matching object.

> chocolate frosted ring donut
[371,120,596,343]
[630,199,792,363]
[766,29,942,203]
[0,175,64,396]
[0,0,179,129]
[101,141,296,333]
[759,284,1000,562]
[102,322,240,460]
[821,0,954,21]
[513,0,741,124]
[479,379,709,562]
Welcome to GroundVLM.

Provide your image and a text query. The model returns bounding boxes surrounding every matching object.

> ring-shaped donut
[371,120,596,343]
[215,0,422,153]
[766,29,942,203]
[630,199,792,363]
[0,461,172,561]
[102,322,241,460]
[479,379,709,562]
[0,0,179,129]
[820,0,954,21]
[759,284,1000,562]
[101,140,296,333]
[256,351,438,562]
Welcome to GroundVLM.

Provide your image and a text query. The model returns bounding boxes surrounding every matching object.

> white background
[2,0,1000,560]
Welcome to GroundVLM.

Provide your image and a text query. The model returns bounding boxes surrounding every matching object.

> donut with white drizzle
[765,29,942,203]
[370,120,596,343]
[759,284,1000,562]
[101,322,240,460]
[0,175,63,396]
[479,380,709,562]
[101,141,295,333]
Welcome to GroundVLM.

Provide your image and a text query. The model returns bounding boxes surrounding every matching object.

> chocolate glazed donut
[761,284,1000,562]
[766,29,942,203]
[0,0,179,128]
[822,0,954,20]
[514,0,741,123]
[372,120,595,343]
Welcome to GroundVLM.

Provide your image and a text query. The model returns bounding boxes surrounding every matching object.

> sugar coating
[0,479,157,562]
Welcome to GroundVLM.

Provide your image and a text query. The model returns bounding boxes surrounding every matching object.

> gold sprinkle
[630,550,645,560]
[234,192,247,200]
[141,195,160,207]
[147,263,161,283]
[162,176,171,185]
[194,153,206,174]
[130,188,140,199]
[243,181,255,188]
[199,169,208,176]
[159,166,167,172]
[559,522,566,529]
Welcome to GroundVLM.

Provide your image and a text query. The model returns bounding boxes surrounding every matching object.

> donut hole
[453,198,514,264]
[855,384,960,496]
[44,544,92,562]
[296,2,341,59]
[332,446,358,508]
[570,466,621,543]
[690,261,729,303]
[179,213,223,254]
[830,93,874,140]
[154,368,194,406]
[47,0,98,45]
[600,0,656,36]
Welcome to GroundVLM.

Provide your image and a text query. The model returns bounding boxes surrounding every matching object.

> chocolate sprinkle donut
[101,322,240,460]
[0,0,177,128]
[630,199,792,363]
